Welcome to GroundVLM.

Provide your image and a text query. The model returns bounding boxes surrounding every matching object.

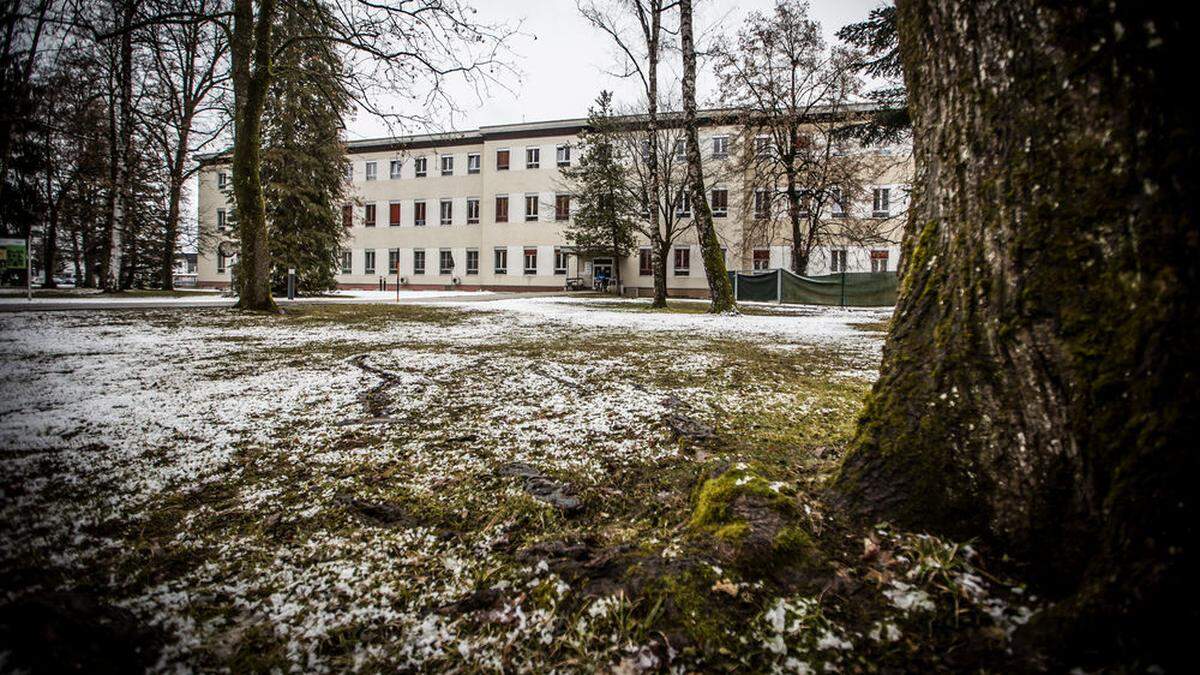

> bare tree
[679,0,733,311]
[221,0,514,310]
[142,0,228,290]
[579,0,676,306]
[715,0,869,275]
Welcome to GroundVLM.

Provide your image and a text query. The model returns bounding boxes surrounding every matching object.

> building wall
[196,117,912,294]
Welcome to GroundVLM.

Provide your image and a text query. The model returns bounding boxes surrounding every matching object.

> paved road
[0,291,581,313]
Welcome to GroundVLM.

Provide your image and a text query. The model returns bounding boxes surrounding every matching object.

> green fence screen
[727,270,898,307]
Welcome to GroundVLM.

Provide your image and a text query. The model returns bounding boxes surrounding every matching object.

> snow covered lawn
[0,299,1032,672]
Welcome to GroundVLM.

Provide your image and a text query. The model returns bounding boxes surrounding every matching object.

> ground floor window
[752,248,770,271]
[413,249,425,275]
[388,249,399,274]
[674,247,690,275]
[364,250,376,275]
[830,248,848,273]
[217,253,227,273]
[340,251,352,274]
[639,248,652,276]
[554,248,568,275]
[439,249,454,275]
[494,248,507,274]
[870,249,889,272]
[524,247,538,275]
[466,249,479,275]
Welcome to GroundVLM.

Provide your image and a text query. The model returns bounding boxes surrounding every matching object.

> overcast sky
[345,0,885,140]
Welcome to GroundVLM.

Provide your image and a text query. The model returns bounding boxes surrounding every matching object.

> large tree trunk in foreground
[679,0,735,313]
[836,0,1194,668]
[230,0,277,311]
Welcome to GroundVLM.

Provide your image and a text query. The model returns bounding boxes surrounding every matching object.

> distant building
[196,108,910,296]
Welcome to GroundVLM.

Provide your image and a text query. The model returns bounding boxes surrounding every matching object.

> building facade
[196,111,911,296]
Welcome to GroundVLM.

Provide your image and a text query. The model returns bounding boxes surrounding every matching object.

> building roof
[197,103,882,165]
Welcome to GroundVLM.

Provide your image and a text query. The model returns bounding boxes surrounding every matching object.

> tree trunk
[42,197,58,288]
[835,0,1194,668]
[231,0,277,311]
[679,0,735,313]
[161,161,184,290]
[645,8,665,309]
[653,236,668,305]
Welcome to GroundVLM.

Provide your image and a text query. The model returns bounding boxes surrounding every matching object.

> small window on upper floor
[526,147,540,169]
[441,155,453,176]
[712,136,729,159]
[556,144,571,167]
[217,171,228,188]
[414,157,427,177]
[496,149,510,171]
[365,161,377,181]
[390,159,402,179]
[467,153,481,174]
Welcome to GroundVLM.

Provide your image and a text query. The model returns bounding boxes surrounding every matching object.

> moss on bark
[835,0,1196,668]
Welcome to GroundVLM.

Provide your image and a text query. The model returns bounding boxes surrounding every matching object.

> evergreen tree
[561,91,637,286]
[258,3,350,296]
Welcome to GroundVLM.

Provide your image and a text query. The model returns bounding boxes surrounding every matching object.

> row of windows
[750,187,895,219]
[341,145,574,182]
[218,246,890,277]
[343,247,571,276]
[214,187,894,234]
[338,194,574,228]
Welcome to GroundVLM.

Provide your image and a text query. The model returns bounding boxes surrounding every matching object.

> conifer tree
[561,91,637,287]
[259,3,349,295]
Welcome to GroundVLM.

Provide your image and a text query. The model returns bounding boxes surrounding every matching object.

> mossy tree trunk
[680,0,735,313]
[230,0,277,311]
[836,0,1194,667]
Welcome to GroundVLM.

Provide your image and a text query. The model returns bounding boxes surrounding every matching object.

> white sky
[345,0,885,139]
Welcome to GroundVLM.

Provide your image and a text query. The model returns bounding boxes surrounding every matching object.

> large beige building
[196,110,910,296]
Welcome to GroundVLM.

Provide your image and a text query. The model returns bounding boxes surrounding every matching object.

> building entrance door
[591,257,614,291]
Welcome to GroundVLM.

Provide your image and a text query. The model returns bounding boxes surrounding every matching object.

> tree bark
[644,4,665,308]
[679,0,735,313]
[161,149,185,290]
[230,0,277,311]
[835,0,1194,667]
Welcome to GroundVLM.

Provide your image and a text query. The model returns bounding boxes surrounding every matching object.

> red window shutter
[390,203,401,225]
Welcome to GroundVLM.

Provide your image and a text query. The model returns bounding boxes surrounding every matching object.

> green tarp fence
[727,269,898,307]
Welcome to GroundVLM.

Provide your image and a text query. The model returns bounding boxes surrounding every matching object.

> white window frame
[413,249,426,275]
[414,156,427,177]
[712,136,729,158]
[525,193,539,221]
[554,247,568,275]
[830,248,848,273]
[673,247,691,276]
[873,187,891,217]
[439,248,454,275]
[440,154,454,176]
[494,247,508,274]
[413,200,427,227]
[556,144,571,167]
[216,208,227,231]
[525,147,540,169]
[711,188,728,217]
[440,199,453,226]
[388,248,400,274]
[467,197,480,224]
[523,247,538,275]
[340,250,352,274]
[217,171,227,188]
[389,159,402,179]
[467,152,481,174]
[466,248,480,275]
[365,161,377,181]
[364,249,376,275]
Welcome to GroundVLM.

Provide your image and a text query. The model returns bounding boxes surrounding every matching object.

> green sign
[0,238,26,270]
